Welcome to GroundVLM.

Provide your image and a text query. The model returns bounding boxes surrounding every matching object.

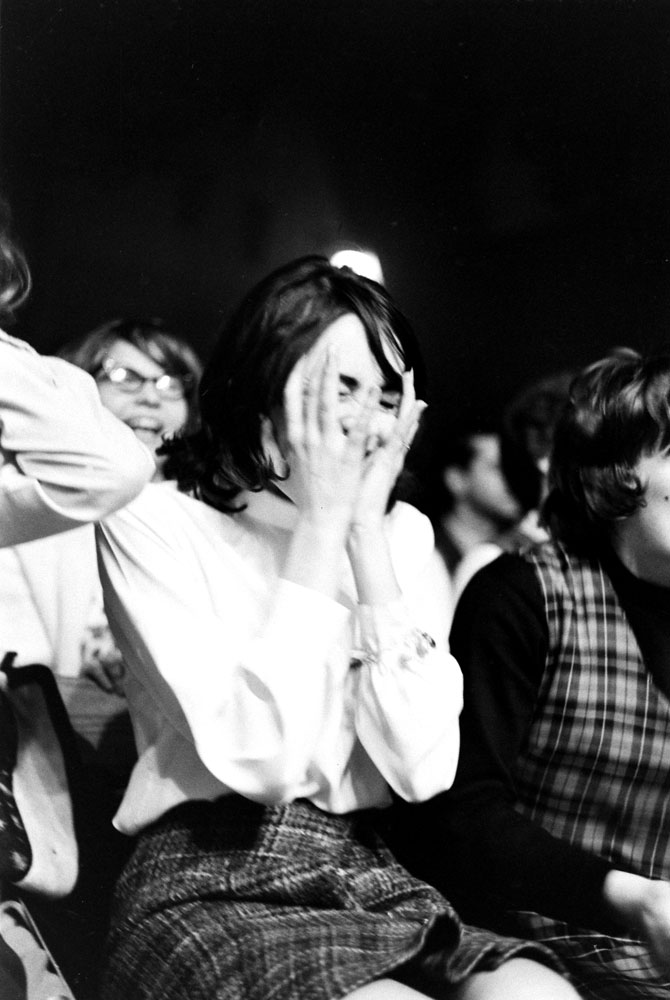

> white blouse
[97,484,463,835]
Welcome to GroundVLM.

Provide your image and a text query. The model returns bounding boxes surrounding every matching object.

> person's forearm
[282,513,350,600]
[346,523,401,605]
[410,793,615,932]
[1,348,153,533]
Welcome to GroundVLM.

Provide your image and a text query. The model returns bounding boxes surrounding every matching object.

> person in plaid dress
[391,348,670,999]
[95,257,579,1000]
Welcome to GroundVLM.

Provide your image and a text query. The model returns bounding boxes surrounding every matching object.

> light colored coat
[0,329,153,547]
[0,525,98,674]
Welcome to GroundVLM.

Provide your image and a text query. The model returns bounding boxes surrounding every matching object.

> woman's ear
[260,415,288,478]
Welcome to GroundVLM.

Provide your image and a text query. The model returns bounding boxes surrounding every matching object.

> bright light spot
[330,249,384,285]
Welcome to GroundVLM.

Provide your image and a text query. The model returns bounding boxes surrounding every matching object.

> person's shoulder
[452,549,548,646]
[0,329,34,352]
[460,547,542,604]
[518,536,579,577]
[389,501,434,554]
[391,500,432,536]
[105,482,214,538]
[452,542,503,600]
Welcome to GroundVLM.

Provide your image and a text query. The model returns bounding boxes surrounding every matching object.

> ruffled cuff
[355,599,436,673]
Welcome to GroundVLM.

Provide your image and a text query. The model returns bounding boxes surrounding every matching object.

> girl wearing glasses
[96,258,578,1000]
[67,318,202,483]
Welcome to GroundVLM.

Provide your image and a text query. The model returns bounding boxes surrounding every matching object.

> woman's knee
[450,957,580,1000]
[345,978,435,999]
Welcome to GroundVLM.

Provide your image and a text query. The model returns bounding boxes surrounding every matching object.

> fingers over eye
[395,398,427,455]
[398,370,416,418]
[347,385,381,449]
[284,357,307,446]
[319,344,339,432]
[303,362,321,432]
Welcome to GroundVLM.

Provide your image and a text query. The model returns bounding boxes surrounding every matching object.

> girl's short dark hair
[165,255,425,511]
[544,348,670,549]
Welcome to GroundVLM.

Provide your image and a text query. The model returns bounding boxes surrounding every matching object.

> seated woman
[96,256,579,1000]
[391,348,670,999]
[0,318,203,786]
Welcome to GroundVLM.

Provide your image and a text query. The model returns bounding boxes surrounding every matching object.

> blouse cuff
[356,599,436,669]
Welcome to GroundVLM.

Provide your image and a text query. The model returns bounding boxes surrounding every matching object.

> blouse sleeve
[353,505,463,802]
[97,489,352,805]
[0,334,154,546]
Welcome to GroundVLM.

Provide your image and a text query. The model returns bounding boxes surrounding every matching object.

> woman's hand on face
[283,345,376,526]
[350,371,427,533]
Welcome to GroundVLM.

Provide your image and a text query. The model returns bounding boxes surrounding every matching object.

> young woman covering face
[96,257,578,1000]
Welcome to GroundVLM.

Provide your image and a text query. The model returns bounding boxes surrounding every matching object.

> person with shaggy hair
[391,348,670,999]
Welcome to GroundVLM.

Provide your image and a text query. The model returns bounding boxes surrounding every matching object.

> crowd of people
[2,199,670,1000]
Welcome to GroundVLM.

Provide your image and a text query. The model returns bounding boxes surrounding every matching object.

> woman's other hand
[604,869,670,974]
[351,370,427,532]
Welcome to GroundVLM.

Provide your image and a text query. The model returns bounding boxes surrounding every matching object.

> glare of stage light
[329,249,384,284]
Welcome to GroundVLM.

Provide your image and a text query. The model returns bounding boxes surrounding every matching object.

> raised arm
[0,332,154,545]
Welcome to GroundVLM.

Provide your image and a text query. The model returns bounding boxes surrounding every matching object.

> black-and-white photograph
[2,3,670,998]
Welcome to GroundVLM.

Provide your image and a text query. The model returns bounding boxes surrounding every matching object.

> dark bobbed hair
[544,348,670,549]
[0,198,31,323]
[164,255,425,511]
[58,317,203,435]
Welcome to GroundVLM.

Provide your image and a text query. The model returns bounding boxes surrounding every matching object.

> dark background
[2,0,670,443]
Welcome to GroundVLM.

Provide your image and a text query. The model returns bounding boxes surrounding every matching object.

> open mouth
[127,418,163,434]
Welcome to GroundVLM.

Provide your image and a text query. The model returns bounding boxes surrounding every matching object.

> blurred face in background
[449,433,521,527]
[96,338,189,481]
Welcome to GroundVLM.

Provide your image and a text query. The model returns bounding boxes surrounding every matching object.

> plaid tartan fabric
[101,795,561,1000]
[508,542,670,997]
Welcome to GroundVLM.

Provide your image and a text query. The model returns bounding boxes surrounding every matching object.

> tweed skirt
[101,796,563,1000]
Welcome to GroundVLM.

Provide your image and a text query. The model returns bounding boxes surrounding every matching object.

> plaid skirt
[513,912,670,1000]
[101,796,563,1000]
